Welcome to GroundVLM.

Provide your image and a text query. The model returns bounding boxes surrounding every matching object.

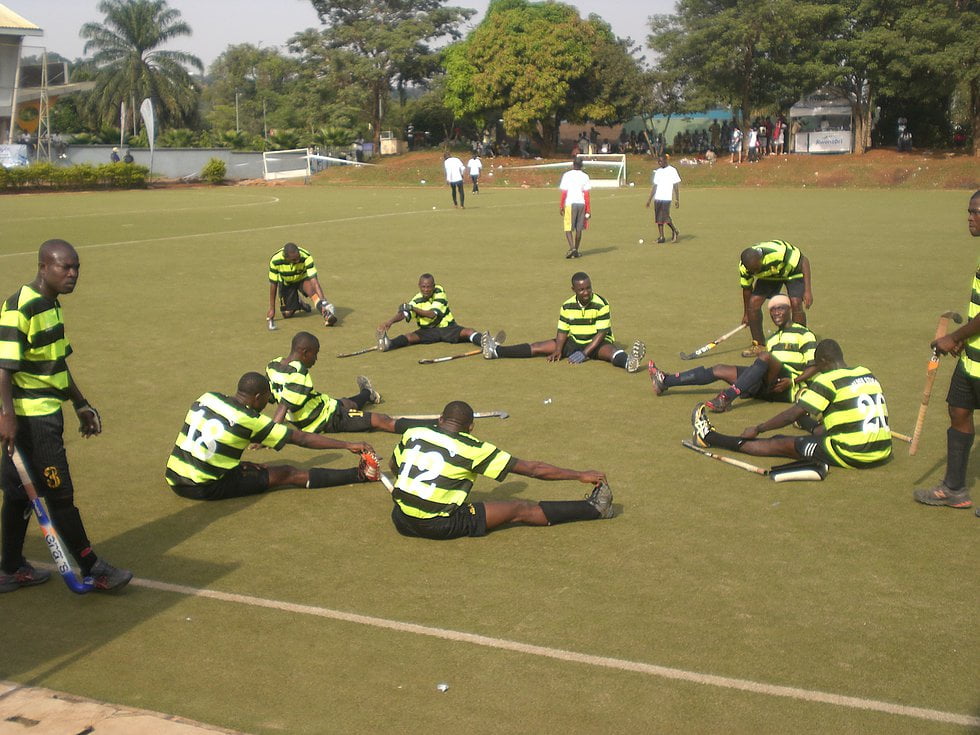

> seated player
[166,372,379,501]
[739,240,812,356]
[266,332,435,435]
[267,242,337,328]
[388,400,613,539]
[481,271,646,373]
[650,295,817,412]
[691,339,892,470]
[376,273,485,352]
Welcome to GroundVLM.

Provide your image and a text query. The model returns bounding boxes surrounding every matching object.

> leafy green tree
[80,0,203,131]
[301,0,474,149]
[444,0,647,156]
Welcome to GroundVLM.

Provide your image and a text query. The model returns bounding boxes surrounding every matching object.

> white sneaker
[625,340,646,373]
[376,330,391,352]
[356,375,382,404]
[481,330,498,359]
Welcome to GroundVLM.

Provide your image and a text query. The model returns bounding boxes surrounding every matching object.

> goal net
[577,153,626,188]
[262,148,312,181]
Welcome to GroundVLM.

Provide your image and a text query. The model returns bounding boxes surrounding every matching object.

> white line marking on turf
[131,575,979,728]
[0,194,281,223]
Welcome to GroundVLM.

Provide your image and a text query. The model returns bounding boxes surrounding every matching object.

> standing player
[645,155,680,243]
[166,372,379,501]
[376,274,485,353]
[267,242,336,328]
[559,158,591,259]
[267,332,435,435]
[0,239,132,593]
[443,151,466,208]
[739,240,813,356]
[913,190,980,510]
[481,272,646,373]
[650,295,817,412]
[466,153,482,193]
[388,400,612,539]
[691,339,892,470]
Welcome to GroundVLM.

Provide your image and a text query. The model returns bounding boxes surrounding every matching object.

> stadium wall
[63,145,265,180]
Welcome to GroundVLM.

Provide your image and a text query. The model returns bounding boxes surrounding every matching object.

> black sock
[942,428,974,491]
[539,500,600,524]
[611,351,627,368]
[394,418,438,433]
[732,358,768,397]
[1,495,30,574]
[308,467,360,488]
[706,431,745,451]
[664,366,715,388]
[388,335,410,350]
[496,344,533,358]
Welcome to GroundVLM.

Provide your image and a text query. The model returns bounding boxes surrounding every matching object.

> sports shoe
[586,481,614,519]
[318,300,338,327]
[565,248,575,259]
[356,375,382,404]
[625,340,646,373]
[0,563,51,593]
[648,361,667,396]
[671,229,680,243]
[656,236,666,244]
[706,391,733,413]
[85,558,133,592]
[913,483,973,509]
[376,330,391,352]
[357,451,381,482]
[481,330,498,359]
[741,342,765,358]
[692,402,714,448]
[298,300,312,314]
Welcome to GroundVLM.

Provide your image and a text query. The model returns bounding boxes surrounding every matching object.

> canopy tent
[789,89,854,154]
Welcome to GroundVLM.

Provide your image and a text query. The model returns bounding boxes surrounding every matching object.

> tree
[301,0,474,149]
[444,0,648,156]
[80,0,203,131]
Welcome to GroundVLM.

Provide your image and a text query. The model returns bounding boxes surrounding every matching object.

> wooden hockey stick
[910,311,963,455]
[336,345,378,358]
[391,410,509,421]
[418,330,505,365]
[680,323,746,360]
[681,439,768,475]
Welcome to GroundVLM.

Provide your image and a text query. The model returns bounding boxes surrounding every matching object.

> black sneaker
[0,563,51,593]
[648,361,667,396]
[586,482,614,519]
[913,483,972,509]
[85,559,133,592]
[706,392,733,413]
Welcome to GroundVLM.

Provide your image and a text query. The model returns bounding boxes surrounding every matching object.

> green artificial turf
[0,184,976,734]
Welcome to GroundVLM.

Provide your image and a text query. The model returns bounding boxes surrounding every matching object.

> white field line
[1,194,281,224]
[0,199,546,260]
[129,575,978,728]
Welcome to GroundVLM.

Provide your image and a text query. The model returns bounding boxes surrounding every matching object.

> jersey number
[857,394,889,433]
[180,409,226,460]
[396,444,446,495]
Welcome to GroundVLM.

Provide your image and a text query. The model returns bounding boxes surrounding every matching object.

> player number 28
[180,409,226,460]
[397,444,446,494]
[857,393,889,433]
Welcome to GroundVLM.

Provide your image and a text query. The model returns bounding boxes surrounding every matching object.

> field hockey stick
[418,330,506,365]
[891,431,912,444]
[379,472,395,494]
[680,323,747,360]
[9,447,93,594]
[910,311,963,455]
[336,345,379,358]
[681,439,768,476]
[390,410,510,421]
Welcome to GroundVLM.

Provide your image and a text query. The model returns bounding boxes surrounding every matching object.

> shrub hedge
[0,162,149,191]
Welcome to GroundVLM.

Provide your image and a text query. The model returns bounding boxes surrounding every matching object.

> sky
[22,0,678,68]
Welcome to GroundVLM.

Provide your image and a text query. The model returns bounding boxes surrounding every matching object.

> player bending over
[166,372,379,501]
[692,339,892,470]
[739,240,812,356]
[481,272,646,373]
[376,273,486,352]
[267,242,337,328]
[388,400,612,539]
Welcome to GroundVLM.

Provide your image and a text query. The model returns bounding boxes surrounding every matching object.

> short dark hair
[238,371,270,395]
[814,339,844,364]
[571,271,590,284]
[442,400,474,425]
[290,331,319,351]
[283,242,299,256]
[419,273,434,282]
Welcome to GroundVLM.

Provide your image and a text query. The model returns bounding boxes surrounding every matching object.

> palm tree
[81,0,203,131]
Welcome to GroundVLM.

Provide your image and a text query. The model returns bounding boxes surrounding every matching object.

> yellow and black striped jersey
[962,263,979,379]
[797,366,892,467]
[409,285,455,328]
[265,358,337,431]
[557,292,614,345]
[766,322,816,397]
[268,247,318,286]
[166,392,289,486]
[0,285,72,417]
[739,240,803,288]
[391,426,516,519]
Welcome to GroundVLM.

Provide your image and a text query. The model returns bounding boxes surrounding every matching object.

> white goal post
[577,153,626,188]
[262,148,312,181]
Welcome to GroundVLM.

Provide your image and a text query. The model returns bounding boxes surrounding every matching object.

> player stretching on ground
[166,372,379,501]
[376,274,486,353]
[913,189,980,510]
[267,242,336,328]
[481,272,646,373]
[692,339,892,470]
[267,332,435,435]
[650,295,817,412]
[388,400,612,539]
[739,240,812,356]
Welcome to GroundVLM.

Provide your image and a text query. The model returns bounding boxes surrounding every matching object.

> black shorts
[752,274,805,300]
[414,324,466,344]
[946,360,980,411]
[278,281,310,313]
[0,411,75,501]
[390,502,488,539]
[793,435,891,470]
[654,200,673,224]
[169,463,270,501]
[320,407,374,433]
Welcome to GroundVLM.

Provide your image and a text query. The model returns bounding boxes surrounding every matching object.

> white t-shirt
[444,157,465,183]
[559,168,591,205]
[651,165,681,201]
[467,158,482,176]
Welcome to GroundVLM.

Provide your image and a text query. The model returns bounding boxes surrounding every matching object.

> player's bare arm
[67,370,101,437]
[801,256,813,308]
[934,314,980,355]
[287,429,373,455]
[0,368,16,450]
[740,404,808,439]
[512,458,606,484]
[549,333,569,362]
